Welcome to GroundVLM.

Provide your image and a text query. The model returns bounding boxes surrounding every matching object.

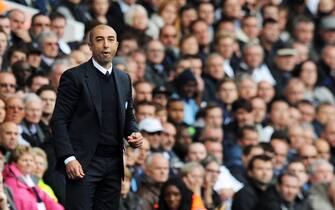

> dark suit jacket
[51,59,138,172]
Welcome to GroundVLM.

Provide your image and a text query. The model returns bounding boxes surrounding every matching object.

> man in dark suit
[51,24,143,210]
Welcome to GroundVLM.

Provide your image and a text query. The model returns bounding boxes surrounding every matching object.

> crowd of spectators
[0,0,335,210]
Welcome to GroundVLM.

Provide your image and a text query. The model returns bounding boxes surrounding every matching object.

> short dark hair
[247,154,272,171]
[277,172,299,185]
[232,99,253,113]
[237,125,258,140]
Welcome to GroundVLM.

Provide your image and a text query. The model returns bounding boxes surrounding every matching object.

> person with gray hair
[307,176,335,210]
[137,153,169,210]
[37,31,60,73]
[239,42,276,85]
[49,57,74,89]
[308,159,334,185]
[20,93,46,147]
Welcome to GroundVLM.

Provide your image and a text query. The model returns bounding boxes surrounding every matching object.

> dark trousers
[65,153,122,210]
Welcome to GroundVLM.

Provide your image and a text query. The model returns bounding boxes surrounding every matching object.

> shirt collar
[92,58,113,75]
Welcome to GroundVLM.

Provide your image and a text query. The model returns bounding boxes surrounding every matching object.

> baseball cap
[139,118,164,133]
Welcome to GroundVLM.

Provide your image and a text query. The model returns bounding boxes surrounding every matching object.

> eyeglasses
[7,105,24,111]
[0,83,16,89]
[301,155,316,160]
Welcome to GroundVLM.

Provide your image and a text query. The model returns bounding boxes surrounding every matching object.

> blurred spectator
[158,176,193,210]
[3,145,64,210]
[298,144,318,169]
[36,85,56,127]
[180,162,207,210]
[0,122,19,158]
[135,101,156,123]
[185,142,207,163]
[48,57,73,89]
[50,12,71,55]
[307,177,335,210]
[139,117,163,152]
[0,72,17,100]
[137,153,169,210]
[5,96,25,126]
[120,167,144,210]
[20,93,45,147]
[134,80,153,103]
[37,31,60,73]
[256,172,306,210]
[31,147,58,202]
[231,154,273,210]
[309,159,334,185]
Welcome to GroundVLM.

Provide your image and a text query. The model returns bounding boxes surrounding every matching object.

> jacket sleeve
[50,70,80,159]
[123,74,139,138]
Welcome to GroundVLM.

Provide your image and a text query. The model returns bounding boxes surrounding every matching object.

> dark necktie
[105,71,111,80]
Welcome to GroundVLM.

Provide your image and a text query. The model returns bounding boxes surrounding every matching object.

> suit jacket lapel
[85,60,102,125]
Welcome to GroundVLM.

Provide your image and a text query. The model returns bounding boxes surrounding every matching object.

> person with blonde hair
[3,145,63,210]
[32,147,58,202]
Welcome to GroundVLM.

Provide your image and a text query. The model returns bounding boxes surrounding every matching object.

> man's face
[207,56,224,80]
[43,36,59,58]
[31,15,50,37]
[5,98,25,124]
[198,3,215,25]
[249,159,273,185]
[242,16,260,39]
[135,83,152,102]
[89,26,118,67]
[147,41,165,64]
[285,83,305,105]
[251,98,266,124]
[244,46,263,69]
[0,32,7,56]
[234,109,254,127]
[135,105,155,122]
[205,142,223,164]
[0,73,16,99]
[0,18,11,35]
[147,156,169,183]
[271,140,289,169]
[257,81,275,103]
[31,76,50,93]
[159,26,178,47]
[9,10,25,31]
[294,22,314,44]
[299,145,317,168]
[240,129,259,147]
[162,124,177,150]
[275,55,296,71]
[180,81,197,99]
[0,123,19,150]
[50,64,69,89]
[40,90,56,115]
[205,108,223,128]
[261,23,280,43]
[193,21,210,46]
[216,37,234,59]
[238,79,257,100]
[168,101,184,124]
[278,175,301,202]
[270,101,289,128]
[25,101,43,124]
[51,18,66,39]
[186,144,207,162]
[217,82,238,104]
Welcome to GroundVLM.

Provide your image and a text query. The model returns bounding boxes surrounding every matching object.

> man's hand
[66,160,85,180]
[127,132,143,148]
